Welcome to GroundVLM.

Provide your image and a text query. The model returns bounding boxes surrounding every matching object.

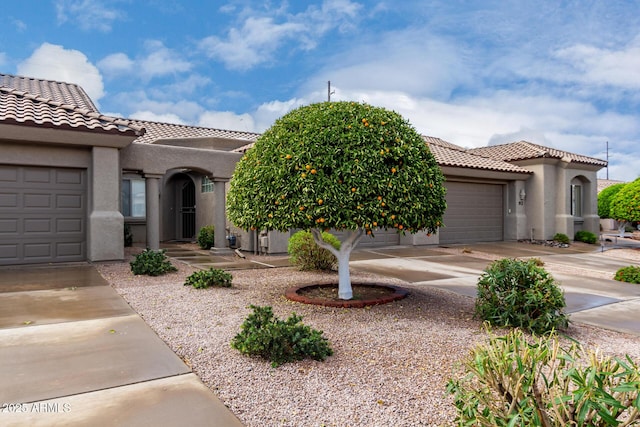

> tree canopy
[227,101,446,236]
[598,183,626,219]
[610,178,640,223]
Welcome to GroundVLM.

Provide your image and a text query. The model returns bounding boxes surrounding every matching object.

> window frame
[122,177,146,218]
[201,176,214,193]
[571,184,582,217]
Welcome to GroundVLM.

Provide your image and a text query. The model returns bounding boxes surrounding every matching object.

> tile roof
[0,86,144,136]
[131,120,260,144]
[0,73,98,112]
[424,136,532,174]
[468,141,607,167]
[597,179,626,193]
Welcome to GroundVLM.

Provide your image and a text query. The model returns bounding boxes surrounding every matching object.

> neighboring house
[0,73,607,265]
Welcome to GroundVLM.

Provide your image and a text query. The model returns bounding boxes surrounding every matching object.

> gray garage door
[439,181,503,244]
[332,228,400,248]
[0,165,86,265]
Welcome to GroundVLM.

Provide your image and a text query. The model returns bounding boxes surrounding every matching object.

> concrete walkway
[0,265,243,427]
[348,241,640,337]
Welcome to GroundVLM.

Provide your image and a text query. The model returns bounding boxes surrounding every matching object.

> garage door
[0,165,86,265]
[332,228,400,248]
[439,181,503,244]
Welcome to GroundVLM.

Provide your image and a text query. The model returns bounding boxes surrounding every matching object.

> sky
[1,0,639,181]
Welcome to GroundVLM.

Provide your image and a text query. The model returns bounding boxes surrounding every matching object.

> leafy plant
[288,230,341,271]
[130,249,177,276]
[196,225,215,249]
[610,178,640,226]
[475,258,568,334]
[231,305,333,368]
[598,183,626,218]
[552,233,570,244]
[184,268,232,289]
[575,230,598,244]
[447,328,640,426]
[614,265,640,284]
[227,101,447,300]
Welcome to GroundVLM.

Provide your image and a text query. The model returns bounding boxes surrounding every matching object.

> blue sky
[2,0,639,181]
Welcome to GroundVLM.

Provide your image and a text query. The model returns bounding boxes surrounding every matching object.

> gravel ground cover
[96,246,640,427]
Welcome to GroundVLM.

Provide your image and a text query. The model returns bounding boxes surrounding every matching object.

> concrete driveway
[0,265,243,427]
[350,241,640,336]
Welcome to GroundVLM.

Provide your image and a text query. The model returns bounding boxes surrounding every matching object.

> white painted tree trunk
[311,228,364,300]
[618,221,628,238]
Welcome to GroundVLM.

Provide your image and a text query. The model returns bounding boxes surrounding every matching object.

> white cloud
[199,0,363,70]
[197,111,255,132]
[129,111,185,125]
[98,41,192,81]
[17,42,104,103]
[139,40,192,78]
[0,52,7,68]
[554,35,640,89]
[97,52,134,75]
[55,0,122,32]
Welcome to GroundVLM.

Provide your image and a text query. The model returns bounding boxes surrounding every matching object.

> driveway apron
[0,265,243,427]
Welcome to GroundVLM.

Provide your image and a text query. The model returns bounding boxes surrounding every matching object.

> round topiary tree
[227,101,446,299]
[598,182,627,236]
[610,178,640,235]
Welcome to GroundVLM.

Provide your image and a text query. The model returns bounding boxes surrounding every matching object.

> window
[122,178,146,217]
[571,184,582,217]
[201,176,214,193]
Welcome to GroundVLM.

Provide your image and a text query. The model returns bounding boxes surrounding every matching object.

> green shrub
[184,268,232,289]
[475,258,568,333]
[287,230,341,271]
[130,249,177,276]
[552,233,570,244]
[447,328,640,426]
[231,305,333,368]
[197,225,215,249]
[575,230,598,244]
[614,265,640,284]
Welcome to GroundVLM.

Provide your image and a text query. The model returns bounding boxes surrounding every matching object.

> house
[0,73,606,265]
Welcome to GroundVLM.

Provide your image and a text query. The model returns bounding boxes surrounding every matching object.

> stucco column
[89,146,124,261]
[211,178,231,253]
[555,163,572,237]
[145,174,162,251]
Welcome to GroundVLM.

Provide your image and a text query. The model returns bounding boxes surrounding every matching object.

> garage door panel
[56,194,83,209]
[0,193,17,207]
[440,182,504,244]
[0,165,86,265]
[57,218,83,233]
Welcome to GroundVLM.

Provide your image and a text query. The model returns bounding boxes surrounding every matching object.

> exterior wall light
[519,188,526,205]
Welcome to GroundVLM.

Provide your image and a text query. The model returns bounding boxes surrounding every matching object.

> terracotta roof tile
[468,141,607,167]
[424,136,532,174]
[131,120,260,144]
[0,86,144,136]
[0,73,98,112]
[597,179,626,193]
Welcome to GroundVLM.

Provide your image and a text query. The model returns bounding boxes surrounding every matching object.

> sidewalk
[0,265,243,427]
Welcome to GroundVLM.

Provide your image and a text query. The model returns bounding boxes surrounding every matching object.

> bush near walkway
[475,258,568,334]
[614,265,640,284]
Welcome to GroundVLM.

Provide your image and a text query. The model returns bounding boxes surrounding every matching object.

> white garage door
[0,165,86,265]
[439,181,504,244]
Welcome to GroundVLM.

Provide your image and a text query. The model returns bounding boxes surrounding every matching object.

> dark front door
[179,180,196,240]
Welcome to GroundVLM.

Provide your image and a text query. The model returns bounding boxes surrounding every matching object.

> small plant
[614,265,640,284]
[197,225,215,249]
[231,305,333,367]
[575,230,597,244]
[528,257,545,266]
[130,249,177,276]
[287,230,341,271]
[475,258,568,333]
[124,223,133,247]
[447,328,640,426]
[184,268,232,288]
[552,233,570,244]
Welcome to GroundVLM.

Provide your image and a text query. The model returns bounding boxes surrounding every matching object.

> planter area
[285,283,409,308]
